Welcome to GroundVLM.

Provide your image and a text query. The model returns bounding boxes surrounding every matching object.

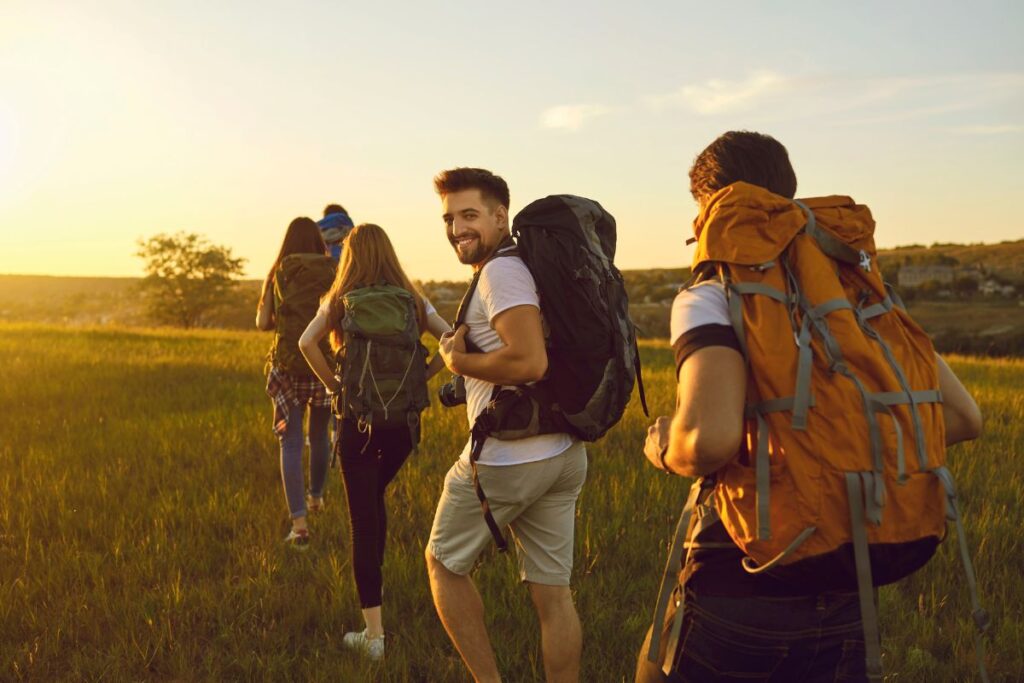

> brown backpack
[648,183,989,681]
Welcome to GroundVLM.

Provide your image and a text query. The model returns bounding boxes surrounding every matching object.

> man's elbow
[671,429,740,477]
[523,354,548,383]
[960,403,984,441]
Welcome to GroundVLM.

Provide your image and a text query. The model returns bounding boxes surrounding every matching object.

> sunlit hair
[689,131,797,206]
[433,167,510,209]
[261,217,327,306]
[323,223,427,351]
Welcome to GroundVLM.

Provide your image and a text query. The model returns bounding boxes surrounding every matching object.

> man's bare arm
[662,345,747,476]
[937,354,983,445]
[439,304,547,386]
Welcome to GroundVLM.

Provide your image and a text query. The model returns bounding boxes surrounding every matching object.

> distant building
[979,279,1016,297]
[898,265,955,288]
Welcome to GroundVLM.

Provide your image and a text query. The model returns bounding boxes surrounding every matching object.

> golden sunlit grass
[0,325,1020,681]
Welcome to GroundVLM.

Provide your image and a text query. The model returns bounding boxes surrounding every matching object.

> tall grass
[0,323,1020,681]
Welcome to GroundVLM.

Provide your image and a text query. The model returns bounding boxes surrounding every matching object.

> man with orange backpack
[636,131,988,682]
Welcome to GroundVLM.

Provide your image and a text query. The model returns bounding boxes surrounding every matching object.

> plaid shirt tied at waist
[265,365,332,436]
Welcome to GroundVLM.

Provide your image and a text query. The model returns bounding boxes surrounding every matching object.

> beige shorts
[427,441,588,586]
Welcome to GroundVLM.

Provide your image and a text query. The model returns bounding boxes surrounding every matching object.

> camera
[438,374,467,407]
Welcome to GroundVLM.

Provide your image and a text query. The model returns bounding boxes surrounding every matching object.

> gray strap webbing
[731,281,789,304]
[647,480,703,666]
[872,390,943,406]
[934,467,992,683]
[856,313,932,471]
[868,397,907,485]
[744,396,816,540]
[791,314,814,431]
[812,297,853,317]
[746,395,816,417]
[726,282,750,359]
[885,282,906,310]
[740,526,816,574]
[795,200,869,270]
[839,368,887,504]
[860,296,893,319]
[845,472,884,682]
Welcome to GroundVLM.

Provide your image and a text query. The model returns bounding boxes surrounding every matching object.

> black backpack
[457,195,647,550]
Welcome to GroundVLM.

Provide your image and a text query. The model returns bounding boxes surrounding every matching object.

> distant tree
[136,232,246,328]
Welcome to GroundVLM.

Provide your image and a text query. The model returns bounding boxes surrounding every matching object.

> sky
[1,1,1022,282]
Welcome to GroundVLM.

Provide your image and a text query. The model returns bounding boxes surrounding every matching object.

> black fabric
[512,194,642,441]
[684,513,940,597]
[672,324,741,377]
[336,418,413,609]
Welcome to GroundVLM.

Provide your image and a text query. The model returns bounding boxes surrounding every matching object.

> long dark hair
[260,217,327,306]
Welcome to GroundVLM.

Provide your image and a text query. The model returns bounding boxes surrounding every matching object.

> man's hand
[644,416,672,472]
[438,325,468,374]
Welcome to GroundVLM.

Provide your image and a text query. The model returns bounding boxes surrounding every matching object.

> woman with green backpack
[256,217,337,549]
[299,223,449,660]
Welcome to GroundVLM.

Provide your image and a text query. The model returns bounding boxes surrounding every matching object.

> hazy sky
[1,1,1022,282]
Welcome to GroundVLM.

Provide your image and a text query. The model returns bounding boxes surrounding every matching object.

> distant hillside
[875,239,1024,283]
[3,237,1022,355]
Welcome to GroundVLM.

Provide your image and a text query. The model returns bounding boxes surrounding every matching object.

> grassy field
[0,323,1021,681]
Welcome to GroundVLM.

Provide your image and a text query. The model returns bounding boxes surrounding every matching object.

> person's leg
[425,551,501,683]
[510,443,588,682]
[528,583,581,683]
[307,405,331,500]
[337,419,385,631]
[426,459,513,683]
[373,427,413,568]
[279,403,308,532]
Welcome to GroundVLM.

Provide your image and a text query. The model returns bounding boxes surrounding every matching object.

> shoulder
[479,255,534,290]
[476,255,539,320]
[670,281,730,343]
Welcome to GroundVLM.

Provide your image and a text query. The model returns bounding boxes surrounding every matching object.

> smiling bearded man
[425,167,587,683]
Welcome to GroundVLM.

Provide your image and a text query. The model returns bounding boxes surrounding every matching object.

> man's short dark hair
[433,167,510,209]
[689,131,797,205]
[323,204,347,217]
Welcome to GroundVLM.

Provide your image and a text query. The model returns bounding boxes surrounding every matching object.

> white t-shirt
[669,281,740,375]
[670,281,731,344]
[458,255,574,466]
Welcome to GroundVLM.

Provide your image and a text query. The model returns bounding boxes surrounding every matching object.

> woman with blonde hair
[299,223,449,660]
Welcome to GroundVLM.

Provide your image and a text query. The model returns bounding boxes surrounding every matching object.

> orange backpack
[647,183,989,681]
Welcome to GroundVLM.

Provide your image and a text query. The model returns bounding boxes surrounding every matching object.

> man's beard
[451,234,491,265]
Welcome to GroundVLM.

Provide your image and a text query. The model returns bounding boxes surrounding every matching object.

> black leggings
[336,418,413,609]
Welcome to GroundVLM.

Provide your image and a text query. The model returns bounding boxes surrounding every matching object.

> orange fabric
[693,182,946,567]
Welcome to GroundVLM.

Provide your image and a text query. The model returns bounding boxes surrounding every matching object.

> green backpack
[269,253,336,376]
[335,285,430,444]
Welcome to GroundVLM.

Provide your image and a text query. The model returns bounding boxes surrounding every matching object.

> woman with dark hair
[256,217,337,548]
[299,223,449,659]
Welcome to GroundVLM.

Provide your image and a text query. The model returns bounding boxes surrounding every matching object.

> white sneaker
[343,629,385,660]
[306,494,325,514]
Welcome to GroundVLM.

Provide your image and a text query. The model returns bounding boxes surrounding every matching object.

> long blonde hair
[323,223,426,351]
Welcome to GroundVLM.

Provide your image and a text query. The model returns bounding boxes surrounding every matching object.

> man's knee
[528,583,574,620]
[425,547,456,583]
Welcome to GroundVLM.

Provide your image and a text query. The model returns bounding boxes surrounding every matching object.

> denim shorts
[636,588,867,682]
